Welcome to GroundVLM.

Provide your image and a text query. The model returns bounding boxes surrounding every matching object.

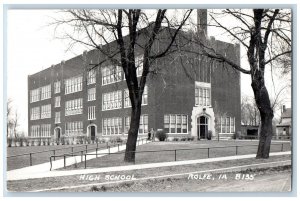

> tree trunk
[251,76,274,159]
[124,105,142,162]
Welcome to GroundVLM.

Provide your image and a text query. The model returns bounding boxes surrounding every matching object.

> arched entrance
[87,124,97,141]
[197,116,208,139]
[54,127,61,140]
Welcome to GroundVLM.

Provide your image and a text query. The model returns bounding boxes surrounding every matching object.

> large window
[30,125,40,138]
[102,90,122,110]
[87,69,96,85]
[88,106,96,120]
[124,86,148,108]
[65,121,83,135]
[41,124,51,137]
[135,55,143,77]
[102,66,122,85]
[55,96,61,107]
[30,107,40,120]
[164,114,188,134]
[124,116,130,134]
[30,88,40,103]
[65,76,83,94]
[139,114,148,134]
[65,98,83,116]
[54,81,61,94]
[102,117,122,135]
[88,87,96,101]
[41,84,51,100]
[55,112,61,124]
[195,87,210,106]
[220,116,235,134]
[41,104,51,119]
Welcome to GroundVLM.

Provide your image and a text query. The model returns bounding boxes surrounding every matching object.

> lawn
[6,142,118,171]
[63,140,291,170]
[6,154,291,192]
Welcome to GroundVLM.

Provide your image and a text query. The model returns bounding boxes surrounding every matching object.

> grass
[6,142,117,170]
[63,140,291,170]
[6,154,291,192]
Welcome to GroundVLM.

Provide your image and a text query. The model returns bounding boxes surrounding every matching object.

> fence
[49,141,290,170]
[236,135,291,140]
[7,140,122,169]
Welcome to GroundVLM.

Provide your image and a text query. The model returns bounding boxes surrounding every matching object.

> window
[195,87,210,106]
[41,104,51,119]
[88,88,96,101]
[124,116,130,134]
[88,106,96,120]
[55,96,61,107]
[102,90,122,110]
[102,117,122,135]
[102,66,122,85]
[220,116,235,134]
[135,55,143,77]
[65,121,83,135]
[30,107,40,120]
[142,86,148,105]
[65,98,83,116]
[54,81,61,94]
[87,69,96,85]
[41,84,51,100]
[164,114,188,134]
[55,112,61,124]
[30,88,40,103]
[41,124,51,137]
[124,86,148,108]
[65,76,83,94]
[30,125,40,138]
[139,114,148,134]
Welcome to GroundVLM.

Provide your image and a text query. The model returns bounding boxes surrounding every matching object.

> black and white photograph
[3,1,296,196]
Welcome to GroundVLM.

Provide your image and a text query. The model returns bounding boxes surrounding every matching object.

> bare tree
[52,9,193,162]
[186,9,291,158]
[241,95,260,126]
[7,99,14,138]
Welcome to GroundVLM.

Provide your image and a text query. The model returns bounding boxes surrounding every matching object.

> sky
[6,9,292,135]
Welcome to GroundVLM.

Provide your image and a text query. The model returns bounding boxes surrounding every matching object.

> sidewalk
[7,138,150,181]
[7,151,291,181]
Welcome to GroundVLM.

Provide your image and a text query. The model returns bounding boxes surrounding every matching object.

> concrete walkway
[7,151,291,181]
[7,138,150,181]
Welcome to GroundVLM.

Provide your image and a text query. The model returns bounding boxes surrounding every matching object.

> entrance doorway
[88,125,96,141]
[197,116,208,139]
[54,127,61,141]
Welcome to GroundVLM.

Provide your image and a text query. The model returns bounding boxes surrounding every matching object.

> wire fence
[49,141,291,170]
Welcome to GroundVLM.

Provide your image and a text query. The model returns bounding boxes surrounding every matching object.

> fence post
[53,150,56,161]
[50,156,52,171]
[281,143,284,152]
[81,151,83,162]
[175,150,177,161]
[108,146,110,155]
[85,145,88,153]
[71,147,74,156]
[64,154,66,169]
[97,142,99,148]
[84,154,87,169]
[207,148,210,158]
[236,146,238,155]
[96,148,98,158]
[30,153,32,166]
[118,144,120,152]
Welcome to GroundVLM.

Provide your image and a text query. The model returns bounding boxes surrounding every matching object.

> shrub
[187,136,195,141]
[155,130,168,141]
[180,137,187,141]
[207,130,212,140]
[173,138,179,141]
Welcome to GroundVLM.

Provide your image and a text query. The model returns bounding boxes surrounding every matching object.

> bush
[155,130,168,141]
[173,138,179,141]
[207,130,212,140]
[180,137,187,141]
[187,136,195,141]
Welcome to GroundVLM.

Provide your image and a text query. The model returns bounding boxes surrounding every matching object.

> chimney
[197,9,207,38]
[282,105,286,113]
